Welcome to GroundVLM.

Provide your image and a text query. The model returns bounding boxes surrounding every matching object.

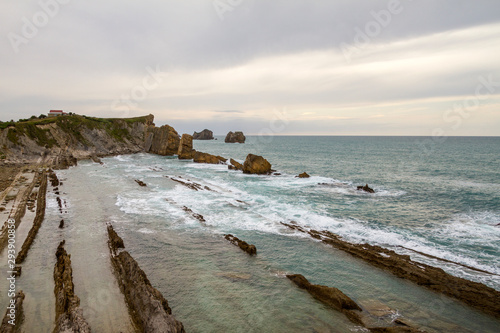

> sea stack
[193,129,214,140]
[225,131,246,143]
[178,134,196,159]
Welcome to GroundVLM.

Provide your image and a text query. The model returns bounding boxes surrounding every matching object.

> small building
[48,110,67,117]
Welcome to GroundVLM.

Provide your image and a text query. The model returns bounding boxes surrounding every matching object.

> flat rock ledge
[53,241,92,333]
[224,234,257,255]
[281,222,500,320]
[107,224,185,333]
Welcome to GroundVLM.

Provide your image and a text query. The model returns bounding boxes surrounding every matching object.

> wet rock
[242,154,272,175]
[357,184,375,193]
[59,219,64,229]
[193,129,214,140]
[224,234,257,255]
[146,125,181,156]
[135,179,147,187]
[193,151,226,164]
[53,241,92,333]
[107,224,185,333]
[369,327,422,333]
[91,155,103,164]
[182,206,206,223]
[297,172,310,178]
[286,274,363,325]
[225,131,246,143]
[0,291,25,332]
[177,134,196,160]
[228,158,243,171]
[107,223,125,254]
[166,176,206,191]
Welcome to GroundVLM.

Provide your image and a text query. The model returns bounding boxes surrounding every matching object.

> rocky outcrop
[357,184,375,193]
[135,179,147,187]
[224,234,257,255]
[0,291,25,333]
[107,224,185,333]
[193,151,226,164]
[281,222,500,320]
[297,172,310,178]
[15,171,47,264]
[287,274,363,325]
[225,131,245,143]
[53,241,92,333]
[166,176,214,192]
[145,124,180,156]
[193,129,214,140]
[242,154,272,175]
[228,158,243,171]
[177,134,195,159]
[182,206,206,223]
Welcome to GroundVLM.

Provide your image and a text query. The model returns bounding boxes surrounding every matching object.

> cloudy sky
[1,0,500,135]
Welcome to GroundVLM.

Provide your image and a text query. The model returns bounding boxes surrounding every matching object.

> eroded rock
[242,154,272,175]
[225,131,245,143]
[193,152,226,164]
[193,129,214,140]
[224,234,257,255]
[297,172,310,178]
[228,158,243,171]
[357,184,375,193]
[177,134,195,160]
[146,125,180,156]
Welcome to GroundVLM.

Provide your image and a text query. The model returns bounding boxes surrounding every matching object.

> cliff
[0,114,155,165]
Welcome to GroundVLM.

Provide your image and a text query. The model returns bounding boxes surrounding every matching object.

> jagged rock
[59,219,64,229]
[242,154,272,175]
[177,134,195,159]
[53,241,92,333]
[225,131,246,143]
[224,234,257,255]
[182,206,206,223]
[107,224,185,333]
[357,184,375,193]
[193,152,226,164]
[91,155,103,164]
[217,156,227,163]
[0,291,25,332]
[297,172,310,178]
[193,129,214,140]
[228,158,243,171]
[135,179,147,187]
[145,125,180,156]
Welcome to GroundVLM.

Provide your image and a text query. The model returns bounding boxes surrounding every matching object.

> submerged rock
[135,179,147,187]
[177,134,196,159]
[193,151,226,164]
[224,234,257,255]
[193,129,214,140]
[242,154,272,175]
[357,184,375,193]
[225,131,246,143]
[297,172,310,178]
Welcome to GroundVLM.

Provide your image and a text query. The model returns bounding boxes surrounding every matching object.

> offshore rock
[224,234,257,255]
[225,131,246,143]
[228,158,243,171]
[357,184,375,193]
[107,224,185,333]
[297,172,310,178]
[193,151,226,164]
[193,129,214,140]
[177,134,195,159]
[242,154,272,175]
[53,241,92,333]
[145,125,180,156]
[135,179,147,187]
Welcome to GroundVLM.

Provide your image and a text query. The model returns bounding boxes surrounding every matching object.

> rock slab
[242,154,272,174]
[177,134,195,159]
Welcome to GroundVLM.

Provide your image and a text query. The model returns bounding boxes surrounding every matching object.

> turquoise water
[4,136,498,332]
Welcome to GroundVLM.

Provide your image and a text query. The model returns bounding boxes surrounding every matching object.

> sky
[1,0,500,136]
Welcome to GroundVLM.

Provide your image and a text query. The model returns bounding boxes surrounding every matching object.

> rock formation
[297,172,310,178]
[228,158,243,171]
[0,291,25,333]
[107,224,185,333]
[193,129,214,140]
[357,184,375,193]
[224,234,257,255]
[53,241,92,333]
[242,154,272,174]
[193,151,226,164]
[177,134,196,159]
[225,131,245,143]
[145,124,180,156]
[135,179,147,187]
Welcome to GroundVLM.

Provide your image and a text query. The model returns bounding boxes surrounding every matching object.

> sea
[2,136,499,332]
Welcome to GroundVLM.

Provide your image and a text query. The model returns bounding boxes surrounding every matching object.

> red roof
[49,110,64,113]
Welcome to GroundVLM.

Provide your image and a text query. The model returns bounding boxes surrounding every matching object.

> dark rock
[135,179,147,187]
[357,184,375,193]
[177,134,196,159]
[224,234,257,255]
[107,223,125,254]
[182,206,206,223]
[297,172,310,178]
[53,241,92,333]
[91,155,103,164]
[242,154,272,175]
[228,158,243,171]
[193,152,226,164]
[0,291,25,332]
[107,224,185,333]
[193,129,214,140]
[145,125,181,156]
[225,131,246,143]
[167,176,205,191]
[273,173,281,176]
